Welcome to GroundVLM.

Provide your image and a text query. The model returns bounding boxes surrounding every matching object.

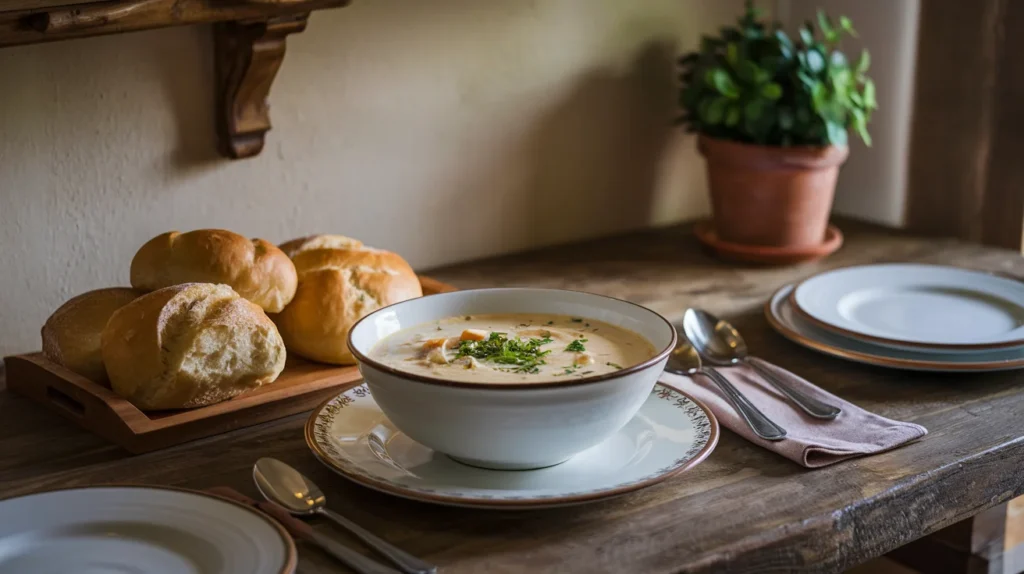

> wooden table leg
[886,496,1024,574]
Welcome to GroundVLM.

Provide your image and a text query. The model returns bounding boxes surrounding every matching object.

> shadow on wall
[158,25,219,170]
[522,41,677,247]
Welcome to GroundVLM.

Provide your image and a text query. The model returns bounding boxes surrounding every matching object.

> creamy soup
[368,314,657,383]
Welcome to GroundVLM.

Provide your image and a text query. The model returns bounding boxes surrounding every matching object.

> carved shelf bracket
[214,13,309,159]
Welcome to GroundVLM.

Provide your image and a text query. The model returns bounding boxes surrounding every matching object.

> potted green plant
[678,2,876,250]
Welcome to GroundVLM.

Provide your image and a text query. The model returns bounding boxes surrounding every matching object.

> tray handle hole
[46,386,85,417]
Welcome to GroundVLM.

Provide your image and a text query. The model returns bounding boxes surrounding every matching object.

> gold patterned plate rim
[765,284,1024,372]
[304,382,719,510]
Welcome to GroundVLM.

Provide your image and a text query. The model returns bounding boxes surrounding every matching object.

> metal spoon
[254,457,437,574]
[683,309,842,420]
[666,335,787,441]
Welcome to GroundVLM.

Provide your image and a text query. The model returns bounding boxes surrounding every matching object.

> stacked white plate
[765,263,1024,372]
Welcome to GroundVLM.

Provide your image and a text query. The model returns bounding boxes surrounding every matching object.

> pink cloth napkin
[661,358,927,468]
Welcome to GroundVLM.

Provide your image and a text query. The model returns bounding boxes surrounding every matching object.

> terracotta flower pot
[698,135,849,248]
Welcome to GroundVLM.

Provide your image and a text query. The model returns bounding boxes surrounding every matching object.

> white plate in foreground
[768,284,1024,372]
[0,486,295,574]
[306,383,718,509]
[792,264,1024,350]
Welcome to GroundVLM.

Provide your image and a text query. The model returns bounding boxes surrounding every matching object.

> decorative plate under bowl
[305,382,718,509]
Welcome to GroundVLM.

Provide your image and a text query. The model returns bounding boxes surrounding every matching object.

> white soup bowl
[347,288,677,470]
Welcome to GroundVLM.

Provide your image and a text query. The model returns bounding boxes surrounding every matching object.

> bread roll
[101,283,286,410]
[279,234,363,258]
[41,287,143,382]
[130,229,297,313]
[273,239,422,364]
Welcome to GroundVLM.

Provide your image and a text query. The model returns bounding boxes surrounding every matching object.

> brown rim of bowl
[346,288,678,390]
[789,264,1024,351]
[0,484,298,574]
[303,381,719,509]
[765,285,1024,371]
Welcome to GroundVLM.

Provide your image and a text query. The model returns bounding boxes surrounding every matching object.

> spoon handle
[309,529,404,574]
[701,367,787,441]
[319,508,437,574]
[745,358,842,420]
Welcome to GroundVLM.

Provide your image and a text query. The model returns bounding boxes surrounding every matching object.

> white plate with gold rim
[0,486,296,574]
[767,284,1024,372]
[305,382,718,509]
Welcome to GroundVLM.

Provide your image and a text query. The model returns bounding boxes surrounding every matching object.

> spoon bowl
[253,457,325,516]
[682,309,748,366]
[666,333,786,441]
[682,309,841,420]
[254,458,436,574]
[667,336,705,375]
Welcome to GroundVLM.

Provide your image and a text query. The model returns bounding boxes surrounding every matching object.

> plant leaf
[826,121,848,146]
[775,29,793,49]
[830,68,853,92]
[840,15,858,37]
[706,97,728,124]
[806,50,825,73]
[745,99,764,121]
[725,105,741,127]
[761,82,783,100]
[800,25,814,45]
[726,42,739,67]
[811,82,827,114]
[710,68,740,99]
[863,78,877,109]
[817,10,837,43]
[851,108,871,146]
[736,60,760,83]
[778,108,795,130]
[856,49,871,75]
[697,99,712,124]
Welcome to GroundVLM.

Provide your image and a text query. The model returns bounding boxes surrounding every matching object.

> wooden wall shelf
[0,0,349,159]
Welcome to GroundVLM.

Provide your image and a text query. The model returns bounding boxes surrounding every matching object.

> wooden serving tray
[4,276,456,454]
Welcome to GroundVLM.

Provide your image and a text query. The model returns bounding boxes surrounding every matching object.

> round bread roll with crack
[101,283,286,410]
[278,234,364,259]
[42,287,144,383]
[130,229,297,313]
[272,236,422,364]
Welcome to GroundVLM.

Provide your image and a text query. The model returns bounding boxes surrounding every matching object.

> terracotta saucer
[694,220,843,265]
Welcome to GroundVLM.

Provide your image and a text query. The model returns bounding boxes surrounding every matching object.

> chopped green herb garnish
[606,362,623,369]
[436,326,443,331]
[546,320,554,325]
[455,332,552,374]
[465,315,472,320]
[570,317,583,323]
[556,365,580,376]
[580,370,594,375]
[585,322,590,327]
[565,339,588,352]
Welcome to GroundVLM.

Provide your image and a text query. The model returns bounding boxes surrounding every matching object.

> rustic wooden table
[2,220,1023,573]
